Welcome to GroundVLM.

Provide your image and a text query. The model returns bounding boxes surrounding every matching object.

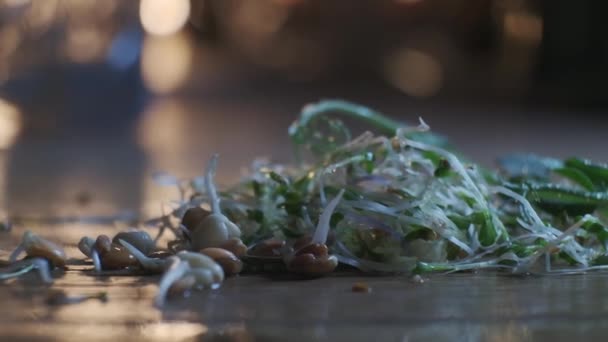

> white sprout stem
[312,189,345,245]
[92,249,102,273]
[0,263,34,280]
[406,140,486,206]
[0,258,53,284]
[9,243,25,262]
[155,259,189,307]
[119,239,164,272]
[318,176,327,206]
[492,186,544,227]
[515,218,587,273]
[30,258,53,284]
[204,153,221,214]
[446,260,508,273]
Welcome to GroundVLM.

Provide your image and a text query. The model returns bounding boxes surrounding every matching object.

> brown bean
[181,207,211,231]
[296,243,328,257]
[95,235,138,270]
[218,238,247,258]
[112,231,154,255]
[147,250,173,259]
[248,239,285,257]
[199,247,242,276]
[99,245,139,270]
[26,244,67,268]
[21,231,67,268]
[286,242,338,276]
[94,235,112,254]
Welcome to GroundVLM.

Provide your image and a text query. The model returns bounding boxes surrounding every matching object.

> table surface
[3,236,608,342]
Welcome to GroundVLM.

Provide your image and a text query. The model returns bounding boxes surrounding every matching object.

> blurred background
[0,0,606,220]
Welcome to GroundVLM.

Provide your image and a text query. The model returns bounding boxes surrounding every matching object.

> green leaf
[361,152,375,174]
[330,212,344,228]
[514,183,608,216]
[434,158,451,178]
[412,261,452,274]
[246,209,265,223]
[582,218,608,248]
[565,158,608,190]
[478,211,498,247]
[268,171,289,186]
[554,167,596,191]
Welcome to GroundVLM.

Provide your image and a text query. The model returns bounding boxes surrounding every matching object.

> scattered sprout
[0,258,53,284]
[10,231,67,268]
[46,290,108,306]
[155,252,224,307]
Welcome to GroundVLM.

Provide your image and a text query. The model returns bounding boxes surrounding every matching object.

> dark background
[0,0,606,219]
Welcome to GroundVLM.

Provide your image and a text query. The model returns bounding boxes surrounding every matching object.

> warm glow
[0,26,21,58]
[65,27,107,63]
[137,99,189,155]
[504,12,543,44]
[140,322,208,340]
[233,1,288,37]
[137,99,190,216]
[384,48,443,98]
[139,0,191,36]
[0,98,22,149]
[140,32,192,94]
[26,0,58,32]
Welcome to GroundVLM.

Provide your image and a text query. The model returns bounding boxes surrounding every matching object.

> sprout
[79,235,138,272]
[155,251,224,307]
[312,189,344,245]
[190,154,241,250]
[46,290,108,306]
[119,239,167,273]
[10,231,67,268]
[0,258,53,284]
[284,190,344,276]
[112,231,155,256]
[78,236,96,258]
[199,247,243,276]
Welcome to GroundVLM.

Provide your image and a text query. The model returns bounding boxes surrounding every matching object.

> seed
[248,239,285,257]
[286,251,338,276]
[21,232,67,268]
[199,248,242,276]
[181,207,211,231]
[295,243,328,257]
[147,250,173,259]
[351,282,371,293]
[94,235,112,254]
[95,235,138,270]
[112,231,154,255]
[100,245,138,270]
[219,238,247,258]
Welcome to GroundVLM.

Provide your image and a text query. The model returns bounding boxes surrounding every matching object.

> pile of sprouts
[152,100,608,275]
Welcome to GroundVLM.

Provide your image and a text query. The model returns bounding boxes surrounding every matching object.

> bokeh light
[383,48,443,98]
[137,98,189,156]
[139,0,190,36]
[0,98,22,149]
[503,12,543,44]
[140,32,193,94]
[65,26,107,63]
